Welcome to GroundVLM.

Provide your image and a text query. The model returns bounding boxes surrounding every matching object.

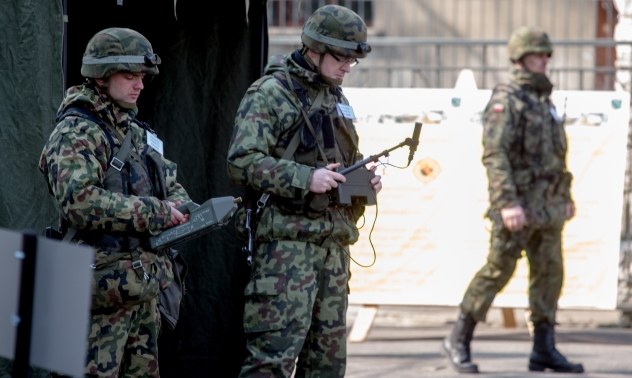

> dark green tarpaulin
[0,0,63,230]
[1,0,268,376]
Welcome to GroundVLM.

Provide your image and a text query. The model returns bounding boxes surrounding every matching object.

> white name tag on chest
[549,105,562,123]
[146,131,164,156]
[337,103,356,120]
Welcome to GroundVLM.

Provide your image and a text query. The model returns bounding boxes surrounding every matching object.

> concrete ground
[345,305,632,378]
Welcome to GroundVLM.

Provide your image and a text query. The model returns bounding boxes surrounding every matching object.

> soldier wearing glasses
[227,4,381,377]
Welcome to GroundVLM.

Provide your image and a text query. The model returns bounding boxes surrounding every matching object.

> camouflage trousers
[460,220,565,324]
[240,240,350,378]
[86,299,161,377]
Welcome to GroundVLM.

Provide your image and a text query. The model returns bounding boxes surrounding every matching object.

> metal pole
[13,233,38,378]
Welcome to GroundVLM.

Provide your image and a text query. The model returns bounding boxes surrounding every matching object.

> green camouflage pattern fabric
[86,300,161,377]
[81,27,160,79]
[301,4,371,58]
[39,83,189,240]
[459,66,571,324]
[227,51,367,376]
[461,219,564,324]
[508,26,553,62]
[481,67,571,226]
[39,82,189,376]
[240,241,350,377]
[90,252,165,310]
[228,52,364,246]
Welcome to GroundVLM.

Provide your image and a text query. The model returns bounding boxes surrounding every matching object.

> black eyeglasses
[328,52,359,67]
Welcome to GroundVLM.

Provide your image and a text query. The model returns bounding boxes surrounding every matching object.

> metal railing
[267,0,628,91]
[269,35,632,93]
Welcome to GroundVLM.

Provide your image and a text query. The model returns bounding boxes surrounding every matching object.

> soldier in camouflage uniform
[39,27,191,377]
[227,5,382,377]
[442,26,584,374]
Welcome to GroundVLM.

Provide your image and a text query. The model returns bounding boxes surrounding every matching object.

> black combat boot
[443,313,479,373]
[528,321,584,373]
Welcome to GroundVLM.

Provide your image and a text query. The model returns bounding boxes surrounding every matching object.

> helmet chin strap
[115,100,137,110]
[303,49,343,86]
[94,79,138,110]
[323,75,342,86]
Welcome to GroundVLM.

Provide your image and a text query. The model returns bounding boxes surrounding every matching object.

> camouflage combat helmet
[507,26,553,62]
[301,4,371,59]
[81,27,160,79]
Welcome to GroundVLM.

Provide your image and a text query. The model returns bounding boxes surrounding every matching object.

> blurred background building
[268,0,628,91]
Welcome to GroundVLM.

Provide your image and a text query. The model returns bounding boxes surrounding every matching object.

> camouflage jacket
[39,83,190,259]
[482,67,572,225]
[227,50,365,246]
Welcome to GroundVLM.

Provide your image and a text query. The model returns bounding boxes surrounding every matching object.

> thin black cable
[349,193,379,268]
[347,156,413,268]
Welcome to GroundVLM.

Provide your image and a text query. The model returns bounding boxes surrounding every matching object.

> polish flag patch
[492,103,504,113]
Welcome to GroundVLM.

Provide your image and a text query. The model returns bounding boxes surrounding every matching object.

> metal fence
[269,35,632,91]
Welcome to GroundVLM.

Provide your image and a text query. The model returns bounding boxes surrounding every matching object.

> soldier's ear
[94,77,110,88]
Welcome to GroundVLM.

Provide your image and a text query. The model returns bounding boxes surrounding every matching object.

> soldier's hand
[500,205,527,232]
[565,201,576,220]
[165,201,189,228]
[369,165,382,194]
[308,163,346,193]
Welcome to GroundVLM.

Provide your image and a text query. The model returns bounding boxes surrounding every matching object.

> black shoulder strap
[56,105,104,127]
[494,83,537,110]
[58,106,133,172]
[273,69,326,112]
[53,106,133,242]
[106,132,132,173]
[491,83,536,160]
[274,67,328,163]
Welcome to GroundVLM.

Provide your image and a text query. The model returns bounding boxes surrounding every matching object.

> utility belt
[535,170,568,182]
[91,249,148,279]
[89,247,161,314]
[513,168,571,193]
[81,231,161,282]
[78,230,154,255]
[273,192,346,219]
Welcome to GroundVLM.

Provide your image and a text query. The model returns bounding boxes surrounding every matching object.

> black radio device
[334,122,423,206]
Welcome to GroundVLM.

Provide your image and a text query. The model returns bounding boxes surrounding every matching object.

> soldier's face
[521,53,549,74]
[319,52,355,83]
[100,72,145,105]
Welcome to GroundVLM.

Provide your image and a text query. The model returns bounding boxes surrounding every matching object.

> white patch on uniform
[146,131,164,156]
[492,103,504,113]
[337,103,356,119]
[549,105,562,123]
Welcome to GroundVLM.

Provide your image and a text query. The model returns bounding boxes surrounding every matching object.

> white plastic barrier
[345,87,629,311]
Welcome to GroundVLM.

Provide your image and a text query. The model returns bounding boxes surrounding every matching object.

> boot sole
[529,362,584,373]
[442,338,479,374]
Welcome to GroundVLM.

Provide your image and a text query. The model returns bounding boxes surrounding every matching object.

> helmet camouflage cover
[507,26,553,62]
[81,27,161,79]
[301,4,371,58]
